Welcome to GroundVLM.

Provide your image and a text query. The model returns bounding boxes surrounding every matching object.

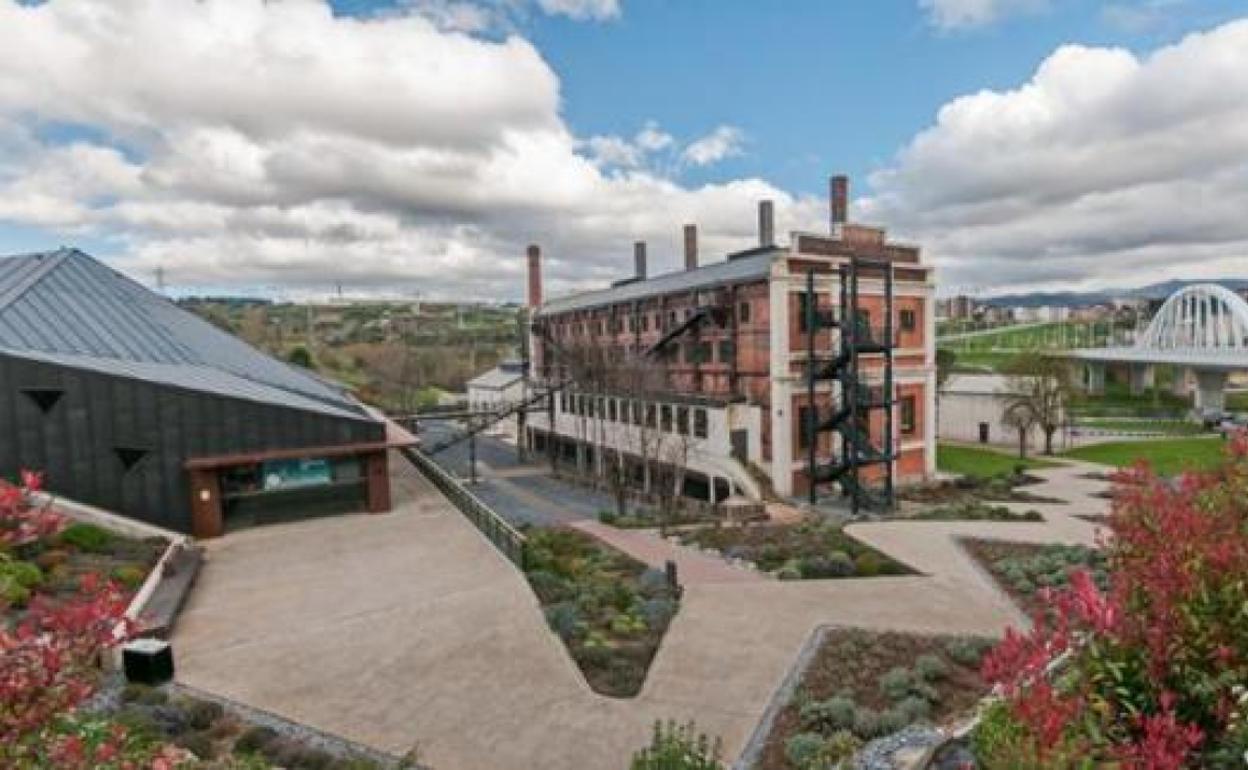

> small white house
[466,360,526,415]
[938,374,1052,452]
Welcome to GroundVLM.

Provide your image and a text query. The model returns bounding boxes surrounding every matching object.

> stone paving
[174,453,1110,770]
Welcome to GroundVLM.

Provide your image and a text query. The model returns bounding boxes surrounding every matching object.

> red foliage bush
[981,436,1248,767]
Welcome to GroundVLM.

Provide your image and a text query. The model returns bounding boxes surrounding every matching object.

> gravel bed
[854,725,944,770]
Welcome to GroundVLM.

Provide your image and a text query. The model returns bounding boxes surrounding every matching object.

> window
[900,309,916,332]
[114,446,150,472]
[560,393,568,413]
[22,388,63,414]
[718,340,734,364]
[797,293,814,333]
[596,397,604,418]
[676,406,689,436]
[640,314,649,332]
[661,405,673,432]
[608,398,618,422]
[627,317,635,333]
[901,395,917,434]
[797,406,814,449]
[632,400,643,425]
[668,310,677,327]
[645,403,657,428]
[738,301,751,323]
[694,408,708,438]
[697,342,712,364]
[587,397,596,418]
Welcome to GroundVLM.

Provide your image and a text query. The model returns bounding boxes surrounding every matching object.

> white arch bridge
[1069,284,1248,411]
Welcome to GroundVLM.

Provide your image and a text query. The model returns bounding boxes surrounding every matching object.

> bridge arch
[1137,284,1248,351]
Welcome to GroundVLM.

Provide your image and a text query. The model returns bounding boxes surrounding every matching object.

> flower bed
[523,527,680,697]
[908,501,1042,523]
[961,539,1106,616]
[758,629,996,770]
[678,519,913,580]
[901,472,1063,506]
[598,507,718,530]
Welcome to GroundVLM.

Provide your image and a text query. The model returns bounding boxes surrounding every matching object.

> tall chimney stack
[758,200,775,247]
[683,224,698,270]
[634,241,648,280]
[526,244,542,308]
[830,174,849,231]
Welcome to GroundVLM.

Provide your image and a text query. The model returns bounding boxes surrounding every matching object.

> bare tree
[1003,351,1071,455]
[1000,399,1036,459]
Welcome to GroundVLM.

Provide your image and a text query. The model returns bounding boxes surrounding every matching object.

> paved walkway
[174,455,1109,770]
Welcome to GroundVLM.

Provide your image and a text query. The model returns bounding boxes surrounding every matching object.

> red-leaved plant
[981,435,1248,768]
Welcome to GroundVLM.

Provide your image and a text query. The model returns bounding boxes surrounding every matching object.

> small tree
[631,721,723,770]
[286,344,314,369]
[1000,399,1036,459]
[1002,351,1070,455]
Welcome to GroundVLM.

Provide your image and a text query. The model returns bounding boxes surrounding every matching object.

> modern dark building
[0,248,413,537]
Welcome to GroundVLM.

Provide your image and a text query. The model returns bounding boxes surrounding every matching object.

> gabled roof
[0,249,374,422]
[467,365,524,391]
[537,248,780,317]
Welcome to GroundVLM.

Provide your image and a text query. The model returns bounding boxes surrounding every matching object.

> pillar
[1172,366,1192,398]
[363,451,392,513]
[1083,362,1106,395]
[1194,370,1228,412]
[1128,363,1154,396]
[188,468,223,538]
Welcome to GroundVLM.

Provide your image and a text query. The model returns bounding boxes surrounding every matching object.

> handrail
[398,447,527,568]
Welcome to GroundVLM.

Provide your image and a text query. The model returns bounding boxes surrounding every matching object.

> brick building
[523,176,936,504]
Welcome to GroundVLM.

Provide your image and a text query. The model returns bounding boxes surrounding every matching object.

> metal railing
[399,447,527,568]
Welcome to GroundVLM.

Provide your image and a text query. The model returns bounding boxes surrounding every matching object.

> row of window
[794,300,918,335]
[556,301,753,339]
[558,392,710,439]
[796,395,918,449]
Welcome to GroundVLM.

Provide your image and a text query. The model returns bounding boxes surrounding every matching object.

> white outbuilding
[938,373,1056,453]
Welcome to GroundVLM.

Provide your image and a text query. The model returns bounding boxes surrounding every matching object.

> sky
[0,0,1246,301]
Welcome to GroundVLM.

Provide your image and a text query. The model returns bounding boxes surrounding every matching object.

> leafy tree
[936,347,957,391]
[286,344,314,369]
[1002,351,1071,455]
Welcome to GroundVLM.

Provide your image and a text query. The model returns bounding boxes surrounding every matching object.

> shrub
[640,598,676,632]
[799,551,856,579]
[783,732,827,770]
[637,568,670,598]
[943,636,992,667]
[894,695,932,723]
[111,564,148,590]
[598,510,619,526]
[981,437,1248,767]
[526,570,572,604]
[853,551,882,577]
[799,695,856,733]
[631,720,722,770]
[879,707,910,735]
[878,667,915,702]
[851,708,884,740]
[174,730,215,759]
[57,522,115,553]
[0,556,43,606]
[775,560,803,581]
[183,698,225,731]
[915,653,948,682]
[543,602,583,641]
[235,725,279,755]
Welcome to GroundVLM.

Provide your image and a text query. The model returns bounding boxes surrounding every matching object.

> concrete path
[174,455,1111,770]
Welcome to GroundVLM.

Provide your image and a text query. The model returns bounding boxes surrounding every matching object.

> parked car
[1217,414,1248,436]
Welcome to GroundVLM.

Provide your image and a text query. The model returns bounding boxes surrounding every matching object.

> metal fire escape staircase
[805,258,897,515]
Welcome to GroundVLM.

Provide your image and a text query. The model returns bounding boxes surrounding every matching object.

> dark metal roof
[537,248,780,317]
[0,249,375,422]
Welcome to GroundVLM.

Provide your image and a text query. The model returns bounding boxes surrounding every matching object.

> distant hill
[981,278,1248,308]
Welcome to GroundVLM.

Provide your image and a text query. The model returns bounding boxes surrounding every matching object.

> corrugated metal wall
[0,353,384,532]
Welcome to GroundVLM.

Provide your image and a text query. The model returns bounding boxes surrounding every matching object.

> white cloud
[681,126,745,167]
[0,0,813,301]
[863,18,1248,294]
[919,0,1047,30]
[536,0,620,21]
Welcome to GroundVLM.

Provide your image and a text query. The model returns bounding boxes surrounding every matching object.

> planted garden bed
[598,507,718,530]
[907,501,1042,523]
[758,629,995,770]
[678,519,913,580]
[2,518,165,617]
[961,539,1106,616]
[901,473,1062,506]
[522,527,679,697]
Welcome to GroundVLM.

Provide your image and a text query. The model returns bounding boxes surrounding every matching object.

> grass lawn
[1061,436,1227,476]
[936,443,1059,479]
[1075,418,1206,436]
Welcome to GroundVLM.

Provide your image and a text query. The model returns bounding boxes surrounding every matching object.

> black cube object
[123,638,175,685]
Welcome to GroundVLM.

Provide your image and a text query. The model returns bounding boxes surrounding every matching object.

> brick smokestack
[758,200,775,247]
[683,224,698,270]
[830,174,849,230]
[634,241,647,280]
[526,244,542,308]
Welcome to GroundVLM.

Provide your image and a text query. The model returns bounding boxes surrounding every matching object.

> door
[978,422,990,443]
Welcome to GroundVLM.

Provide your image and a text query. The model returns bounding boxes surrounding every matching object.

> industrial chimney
[526,244,542,308]
[758,200,775,247]
[683,224,698,270]
[634,241,647,280]
[830,174,849,231]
